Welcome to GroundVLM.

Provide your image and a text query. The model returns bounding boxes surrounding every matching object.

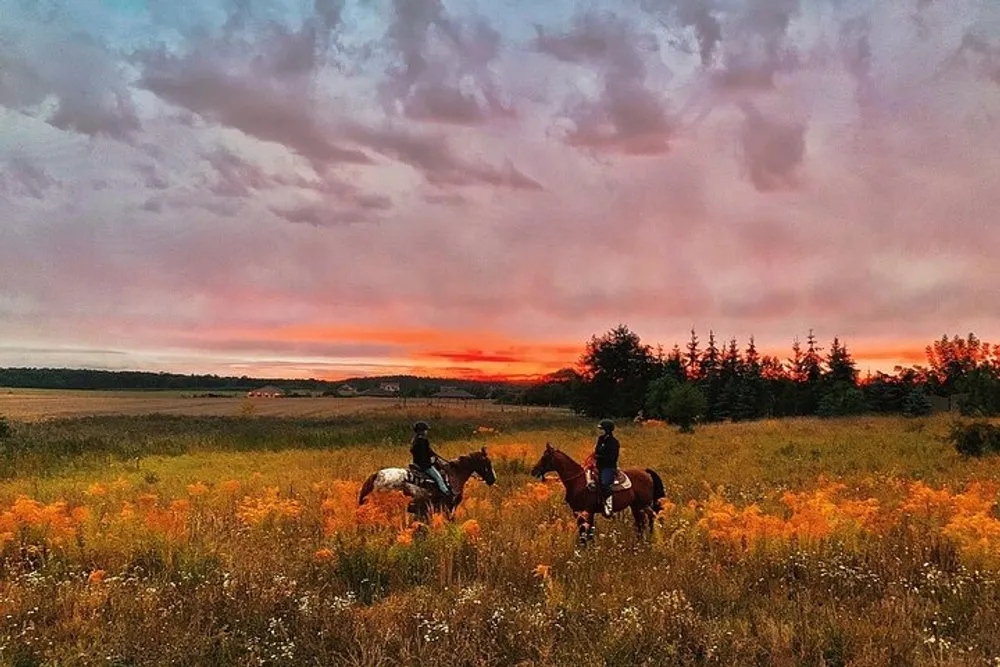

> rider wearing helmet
[410,421,452,498]
[595,419,619,517]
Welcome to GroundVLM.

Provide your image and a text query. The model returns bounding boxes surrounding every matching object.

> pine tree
[825,337,858,387]
[788,338,805,383]
[685,329,701,380]
[699,331,723,421]
[718,338,743,421]
[734,337,764,421]
[699,331,721,378]
[804,330,824,383]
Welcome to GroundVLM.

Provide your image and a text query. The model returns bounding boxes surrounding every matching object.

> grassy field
[2,396,1000,666]
[0,388,549,421]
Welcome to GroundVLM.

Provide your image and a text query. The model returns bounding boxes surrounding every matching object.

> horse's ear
[480,446,487,455]
[545,442,552,451]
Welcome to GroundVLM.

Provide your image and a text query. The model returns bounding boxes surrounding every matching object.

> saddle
[585,468,631,492]
[406,464,448,493]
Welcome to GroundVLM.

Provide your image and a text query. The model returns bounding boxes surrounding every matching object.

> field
[0,388,543,421]
[2,394,1000,666]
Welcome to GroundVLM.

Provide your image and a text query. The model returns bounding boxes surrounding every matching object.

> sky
[1,0,999,381]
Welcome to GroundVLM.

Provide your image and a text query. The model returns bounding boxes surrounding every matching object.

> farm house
[247,385,285,398]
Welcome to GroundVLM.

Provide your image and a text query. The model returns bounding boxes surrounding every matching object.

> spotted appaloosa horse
[530,443,666,541]
[358,447,497,519]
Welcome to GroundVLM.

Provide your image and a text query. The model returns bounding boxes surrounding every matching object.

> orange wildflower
[186,481,209,497]
[313,548,334,563]
[88,570,106,585]
[236,487,303,528]
[219,480,241,496]
[461,519,481,541]
[396,528,415,545]
[109,477,131,492]
[85,483,108,498]
[533,564,551,579]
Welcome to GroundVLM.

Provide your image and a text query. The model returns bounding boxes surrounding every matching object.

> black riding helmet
[598,419,615,433]
[413,421,429,433]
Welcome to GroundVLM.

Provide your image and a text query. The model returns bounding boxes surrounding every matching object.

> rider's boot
[602,489,614,518]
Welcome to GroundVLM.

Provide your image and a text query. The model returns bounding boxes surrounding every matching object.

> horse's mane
[449,451,484,468]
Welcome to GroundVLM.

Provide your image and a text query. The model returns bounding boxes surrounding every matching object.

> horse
[358,447,497,519]
[530,443,666,542]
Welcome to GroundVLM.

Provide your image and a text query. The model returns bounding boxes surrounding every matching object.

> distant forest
[520,328,1000,421]
[0,369,505,399]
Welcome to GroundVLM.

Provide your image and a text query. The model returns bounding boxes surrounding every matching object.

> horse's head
[467,447,497,486]
[530,443,557,479]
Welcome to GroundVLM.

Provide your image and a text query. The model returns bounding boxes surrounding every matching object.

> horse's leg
[577,510,595,544]
[358,472,378,506]
[631,505,646,535]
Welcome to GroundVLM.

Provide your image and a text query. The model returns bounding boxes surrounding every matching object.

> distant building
[432,388,476,400]
[247,385,285,398]
[929,394,966,414]
[336,384,358,397]
[379,382,401,394]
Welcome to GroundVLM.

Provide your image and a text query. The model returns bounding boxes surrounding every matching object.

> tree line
[519,326,1000,426]
[0,368,504,398]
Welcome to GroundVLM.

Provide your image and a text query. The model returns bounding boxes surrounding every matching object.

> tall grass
[1,414,1000,666]
[0,410,579,479]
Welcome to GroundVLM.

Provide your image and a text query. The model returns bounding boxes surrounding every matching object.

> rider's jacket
[595,433,619,469]
[410,434,437,469]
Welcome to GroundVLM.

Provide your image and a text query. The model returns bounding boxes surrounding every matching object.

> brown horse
[358,447,497,520]
[530,443,666,541]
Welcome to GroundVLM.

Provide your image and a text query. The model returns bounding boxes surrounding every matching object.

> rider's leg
[424,466,451,495]
[600,467,616,516]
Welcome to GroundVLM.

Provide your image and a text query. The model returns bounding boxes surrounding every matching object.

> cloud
[641,0,722,66]
[949,32,1000,85]
[0,157,59,199]
[0,6,140,139]
[269,184,392,228]
[711,0,801,93]
[536,11,673,155]
[738,102,806,191]
[346,123,543,190]
[139,46,371,168]
[381,0,513,125]
[4,0,1000,380]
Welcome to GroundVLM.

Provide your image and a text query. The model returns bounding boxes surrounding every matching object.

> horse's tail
[358,472,378,506]
[646,468,666,513]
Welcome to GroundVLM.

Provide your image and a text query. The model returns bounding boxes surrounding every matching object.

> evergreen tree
[803,330,824,383]
[825,337,858,387]
[788,338,805,383]
[699,331,724,421]
[685,329,701,380]
[699,331,721,378]
[717,338,743,421]
[798,330,825,415]
[571,325,659,418]
[734,337,765,421]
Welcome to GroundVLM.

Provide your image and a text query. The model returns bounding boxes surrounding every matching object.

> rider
[595,419,619,517]
[410,421,452,499]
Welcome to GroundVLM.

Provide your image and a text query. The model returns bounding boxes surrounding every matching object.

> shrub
[0,415,10,439]
[817,383,867,418]
[948,421,1000,457]
[902,387,932,417]
[664,384,707,433]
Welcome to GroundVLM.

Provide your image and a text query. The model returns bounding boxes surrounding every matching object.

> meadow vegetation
[1,406,1000,666]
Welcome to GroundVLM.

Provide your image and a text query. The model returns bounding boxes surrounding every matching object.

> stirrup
[603,495,614,517]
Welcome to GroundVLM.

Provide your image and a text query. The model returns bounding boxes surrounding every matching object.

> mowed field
[0,388,547,421]
[2,393,1000,666]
